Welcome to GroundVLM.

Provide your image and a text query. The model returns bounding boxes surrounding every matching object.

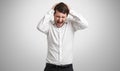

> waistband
[46,63,73,68]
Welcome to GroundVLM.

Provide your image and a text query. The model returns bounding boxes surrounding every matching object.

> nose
[59,18,62,22]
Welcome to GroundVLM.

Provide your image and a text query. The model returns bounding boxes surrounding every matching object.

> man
[37,2,88,71]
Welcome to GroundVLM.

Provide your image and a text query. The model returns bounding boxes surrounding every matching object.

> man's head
[54,2,69,28]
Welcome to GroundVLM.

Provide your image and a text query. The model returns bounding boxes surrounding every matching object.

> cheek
[54,17,57,22]
[63,18,66,21]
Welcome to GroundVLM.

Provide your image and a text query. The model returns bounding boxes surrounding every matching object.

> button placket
[56,24,66,65]
[60,28,63,62]
[59,28,63,64]
[57,28,61,64]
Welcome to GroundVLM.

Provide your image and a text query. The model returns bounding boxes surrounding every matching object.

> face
[54,10,67,28]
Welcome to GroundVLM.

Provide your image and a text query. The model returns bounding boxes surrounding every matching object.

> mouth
[56,21,63,25]
[56,22,64,27]
[57,21,64,24]
[57,22,63,24]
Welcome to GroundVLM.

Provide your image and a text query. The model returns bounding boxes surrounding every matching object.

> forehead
[54,10,67,17]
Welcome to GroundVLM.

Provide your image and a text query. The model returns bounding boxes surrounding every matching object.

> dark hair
[54,2,69,16]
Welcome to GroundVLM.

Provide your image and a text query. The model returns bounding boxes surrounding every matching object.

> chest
[47,23,74,41]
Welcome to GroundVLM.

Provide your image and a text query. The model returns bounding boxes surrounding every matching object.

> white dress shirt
[37,9,88,65]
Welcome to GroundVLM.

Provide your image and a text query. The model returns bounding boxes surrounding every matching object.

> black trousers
[44,63,74,71]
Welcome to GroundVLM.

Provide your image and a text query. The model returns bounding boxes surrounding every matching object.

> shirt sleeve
[37,9,54,34]
[69,10,88,32]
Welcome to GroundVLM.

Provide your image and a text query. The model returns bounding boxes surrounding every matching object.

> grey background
[0,0,120,71]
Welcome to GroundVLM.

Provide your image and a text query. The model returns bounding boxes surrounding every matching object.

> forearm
[69,10,88,29]
[38,9,54,27]
[45,9,54,19]
[37,9,54,34]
